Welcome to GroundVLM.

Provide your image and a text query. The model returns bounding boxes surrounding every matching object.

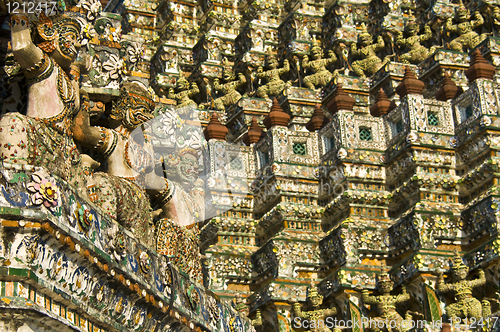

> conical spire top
[465,49,495,82]
[263,98,290,129]
[396,66,424,97]
[204,112,228,141]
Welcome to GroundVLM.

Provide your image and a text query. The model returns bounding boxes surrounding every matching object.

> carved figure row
[241,252,491,332]
[0,12,204,283]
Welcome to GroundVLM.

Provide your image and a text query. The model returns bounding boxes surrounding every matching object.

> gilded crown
[378,272,393,284]
[308,279,323,301]
[359,23,370,38]
[451,251,468,271]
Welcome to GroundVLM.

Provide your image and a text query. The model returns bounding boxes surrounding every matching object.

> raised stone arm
[436,272,450,293]
[293,302,307,319]
[213,77,223,91]
[189,83,200,97]
[446,18,457,33]
[469,269,486,288]
[326,50,337,66]
[421,25,433,42]
[237,72,247,86]
[10,13,44,70]
[302,54,310,69]
[395,285,410,304]
[278,59,290,75]
[168,87,176,99]
[362,289,378,305]
[374,35,385,52]
[72,95,106,149]
[471,12,484,29]
[396,31,406,48]
[350,43,360,57]
[256,65,266,78]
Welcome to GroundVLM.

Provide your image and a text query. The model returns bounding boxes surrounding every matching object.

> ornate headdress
[407,10,417,27]
[456,0,468,15]
[451,251,468,272]
[359,23,371,39]
[311,39,322,52]
[307,279,323,303]
[36,13,81,54]
[377,272,393,285]
[111,81,155,123]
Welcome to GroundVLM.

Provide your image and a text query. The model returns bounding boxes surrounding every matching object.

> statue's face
[121,94,155,129]
[178,152,200,183]
[457,8,469,21]
[378,281,393,293]
[407,23,418,36]
[359,34,372,46]
[268,57,278,69]
[53,21,80,67]
[223,69,235,81]
[309,295,322,308]
[311,47,322,60]
[453,268,468,281]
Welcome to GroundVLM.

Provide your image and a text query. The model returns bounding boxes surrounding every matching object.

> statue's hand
[474,11,482,20]
[328,50,336,59]
[74,54,92,74]
[214,78,220,85]
[283,59,289,66]
[257,66,263,73]
[377,35,384,44]
[168,88,174,95]
[238,73,245,80]
[190,82,198,89]
[303,55,309,62]
[424,25,431,33]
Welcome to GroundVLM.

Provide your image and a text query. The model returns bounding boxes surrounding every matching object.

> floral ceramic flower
[75,203,93,231]
[27,172,59,208]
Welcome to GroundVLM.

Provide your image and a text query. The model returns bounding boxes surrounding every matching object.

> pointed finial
[306,103,328,131]
[263,98,290,129]
[243,117,264,145]
[204,112,228,141]
[465,49,495,82]
[396,66,424,97]
[370,88,395,117]
[326,83,356,114]
[436,73,463,101]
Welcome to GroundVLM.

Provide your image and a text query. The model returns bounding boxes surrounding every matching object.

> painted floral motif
[27,172,59,208]
[139,251,151,274]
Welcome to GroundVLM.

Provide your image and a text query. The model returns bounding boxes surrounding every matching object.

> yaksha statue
[72,82,158,248]
[168,75,199,109]
[207,58,246,111]
[396,15,436,64]
[0,12,88,198]
[436,252,490,319]
[293,280,338,332]
[256,53,290,100]
[302,41,337,90]
[361,273,413,332]
[351,24,388,78]
[446,3,487,52]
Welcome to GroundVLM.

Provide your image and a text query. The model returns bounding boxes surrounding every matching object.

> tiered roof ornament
[395,66,424,97]
[370,88,396,117]
[204,112,228,140]
[326,83,356,114]
[465,49,496,82]
[436,73,463,101]
[263,98,291,128]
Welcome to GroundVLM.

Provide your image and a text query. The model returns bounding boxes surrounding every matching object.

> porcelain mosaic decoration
[3,0,500,331]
